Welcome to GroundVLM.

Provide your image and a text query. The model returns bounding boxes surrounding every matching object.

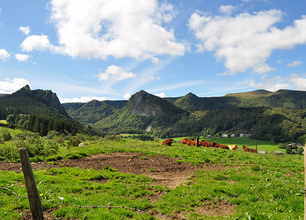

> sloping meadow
[0,138,304,219]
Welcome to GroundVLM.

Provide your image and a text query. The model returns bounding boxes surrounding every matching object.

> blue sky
[0,0,306,103]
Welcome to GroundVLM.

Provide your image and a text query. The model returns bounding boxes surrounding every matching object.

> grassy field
[0,120,8,125]
[0,136,304,219]
[172,137,285,153]
[0,126,24,138]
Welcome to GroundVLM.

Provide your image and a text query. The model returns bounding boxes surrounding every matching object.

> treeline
[25,115,79,136]
[93,106,306,144]
[2,114,81,136]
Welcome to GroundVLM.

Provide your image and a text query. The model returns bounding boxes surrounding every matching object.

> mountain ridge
[0,85,70,119]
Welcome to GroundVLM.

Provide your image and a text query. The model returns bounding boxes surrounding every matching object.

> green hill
[63,100,122,125]
[0,85,69,119]
[170,89,306,111]
[93,90,188,134]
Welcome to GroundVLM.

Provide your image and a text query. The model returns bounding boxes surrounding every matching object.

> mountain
[1,86,306,142]
[168,89,306,111]
[225,89,272,98]
[93,90,188,134]
[128,90,185,116]
[62,100,123,125]
[0,85,69,119]
[61,89,306,142]
[170,92,238,111]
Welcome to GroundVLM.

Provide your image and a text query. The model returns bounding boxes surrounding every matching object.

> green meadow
[0,134,304,219]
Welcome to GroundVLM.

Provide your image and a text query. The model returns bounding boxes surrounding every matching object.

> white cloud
[123,93,131,100]
[151,75,161,80]
[0,78,30,93]
[15,54,30,62]
[219,5,235,15]
[59,96,108,103]
[151,57,161,64]
[20,34,56,52]
[289,75,306,90]
[287,60,303,67]
[244,75,289,91]
[154,92,166,98]
[19,26,31,35]
[27,0,185,60]
[188,10,306,74]
[97,65,137,81]
[0,49,10,61]
[253,64,275,73]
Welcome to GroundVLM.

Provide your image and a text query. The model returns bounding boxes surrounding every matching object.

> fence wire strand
[0,186,181,219]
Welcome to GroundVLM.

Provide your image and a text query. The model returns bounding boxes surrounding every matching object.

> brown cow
[219,144,229,149]
[162,138,173,146]
[181,138,189,144]
[243,146,257,153]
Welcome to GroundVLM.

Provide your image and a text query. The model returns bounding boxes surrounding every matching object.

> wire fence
[0,186,178,219]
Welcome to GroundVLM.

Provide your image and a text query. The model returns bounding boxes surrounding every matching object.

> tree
[6,114,15,124]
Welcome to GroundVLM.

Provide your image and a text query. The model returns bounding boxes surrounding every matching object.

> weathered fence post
[19,148,44,220]
[196,137,199,147]
[304,144,306,220]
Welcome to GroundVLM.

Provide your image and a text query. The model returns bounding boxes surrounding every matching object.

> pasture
[172,137,285,153]
[0,137,304,219]
[0,120,8,125]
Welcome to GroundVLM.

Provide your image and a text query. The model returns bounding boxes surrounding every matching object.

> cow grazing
[181,138,189,144]
[243,146,257,153]
[162,138,173,146]
[188,138,196,146]
[228,144,238,150]
[219,144,229,150]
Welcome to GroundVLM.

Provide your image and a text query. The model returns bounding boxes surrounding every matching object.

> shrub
[297,147,304,155]
[2,131,12,141]
[286,146,293,154]
[67,136,81,147]
[278,143,287,149]
[0,144,19,161]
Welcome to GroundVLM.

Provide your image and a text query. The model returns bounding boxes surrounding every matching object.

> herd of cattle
[162,138,258,153]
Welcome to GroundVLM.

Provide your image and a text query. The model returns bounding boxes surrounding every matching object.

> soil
[0,152,236,219]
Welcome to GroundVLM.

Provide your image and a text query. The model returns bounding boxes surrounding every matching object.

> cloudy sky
[0,0,306,102]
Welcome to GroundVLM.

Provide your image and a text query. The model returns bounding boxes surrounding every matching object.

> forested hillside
[63,89,306,143]
[0,85,83,136]
[0,85,69,119]
[2,86,306,143]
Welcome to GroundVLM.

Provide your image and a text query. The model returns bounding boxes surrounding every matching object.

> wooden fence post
[304,144,306,220]
[196,137,199,147]
[19,148,44,220]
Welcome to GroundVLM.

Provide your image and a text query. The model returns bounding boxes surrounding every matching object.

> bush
[2,131,12,141]
[278,143,287,149]
[67,136,81,147]
[286,146,293,154]
[137,134,154,141]
[0,144,19,161]
[297,147,304,155]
